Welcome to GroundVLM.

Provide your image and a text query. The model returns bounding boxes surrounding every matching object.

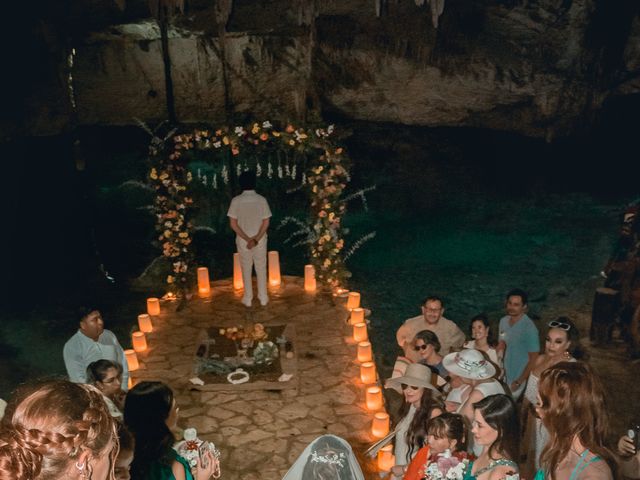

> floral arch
[147,121,370,296]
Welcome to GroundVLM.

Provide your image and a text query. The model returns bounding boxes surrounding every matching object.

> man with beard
[497,289,539,398]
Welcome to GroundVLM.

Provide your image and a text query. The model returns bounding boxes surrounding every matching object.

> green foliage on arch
[148,121,352,295]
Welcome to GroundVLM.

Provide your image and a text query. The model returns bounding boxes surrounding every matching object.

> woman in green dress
[464,394,519,480]
[533,362,616,480]
[124,381,217,480]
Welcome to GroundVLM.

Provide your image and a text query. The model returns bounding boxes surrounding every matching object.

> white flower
[234,126,246,136]
[213,141,221,148]
[262,120,272,128]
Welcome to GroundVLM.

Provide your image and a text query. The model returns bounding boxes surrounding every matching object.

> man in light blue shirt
[497,288,539,399]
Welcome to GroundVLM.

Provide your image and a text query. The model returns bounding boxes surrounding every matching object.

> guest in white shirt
[63,308,129,390]
[227,170,272,307]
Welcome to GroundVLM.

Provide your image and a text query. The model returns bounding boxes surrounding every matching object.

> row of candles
[123,255,318,382]
[196,251,318,297]
[345,292,396,472]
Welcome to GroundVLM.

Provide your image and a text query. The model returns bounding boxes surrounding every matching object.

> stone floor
[131,275,381,479]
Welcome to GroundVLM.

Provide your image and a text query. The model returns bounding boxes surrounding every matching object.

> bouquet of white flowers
[421,449,471,480]
[174,428,221,478]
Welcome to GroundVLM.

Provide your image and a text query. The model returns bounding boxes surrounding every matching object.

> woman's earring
[75,461,86,479]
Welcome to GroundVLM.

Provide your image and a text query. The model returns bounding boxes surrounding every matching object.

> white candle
[357,341,372,362]
[233,253,244,290]
[132,331,147,352]
[353,322,368,342]
[371,412,390,438]
[268,251,281,287]
[350,307,364,325]
[360,361,376,384]
[125,349,139,371]
[146,298,160,316]
[366,386,383,411]
[138,314,153,333]
[197,267,210,297]
[347,292,360,310]
[304,264,316,292]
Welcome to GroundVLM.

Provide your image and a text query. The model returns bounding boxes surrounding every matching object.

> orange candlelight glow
[366,386,383,411]
[353,322,368,343]
[371,412,390,438]
[233,253,244,290]
[350,307,365,325]
[125,349,139,371]
[128,377,133,390]
[146,297,160,316]
[268,251,281,287]
[360,361,376,384]
[346,292,360,310]
[132,331,147,353]
[138,314,153,333]
[357,341,372,362]
[377,445,394,471]
[304,264,316,292]
[197,267,211,298]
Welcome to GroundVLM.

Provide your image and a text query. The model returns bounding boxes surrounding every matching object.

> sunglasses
[401,383,420,391]
[414,344,430,351]
[548,320,570,331]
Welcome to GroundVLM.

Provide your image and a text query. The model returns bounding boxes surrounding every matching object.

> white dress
[392,405,417,479]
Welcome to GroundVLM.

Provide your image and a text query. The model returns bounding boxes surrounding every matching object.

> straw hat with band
[385,363,438,391]
[442,348,496,380]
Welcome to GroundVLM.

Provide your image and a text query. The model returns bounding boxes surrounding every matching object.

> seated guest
[0,379,117,480]
[397,296,465,362]
[87,359,126,420]
[444,374,470,413]
[534,361,616,479]
[466,394,520,480]
[282,434,365,480]
[64,307,129,390]
[414,330,448,379]
[116,423,135,480]
[463,314,501,371]
[124,381,218,480]
[442,349,504,424]
[618,432,640,479]
[385,363,445,479]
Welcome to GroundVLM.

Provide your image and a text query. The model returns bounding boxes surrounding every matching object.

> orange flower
[260,133,268,141]
[286,124,295,133]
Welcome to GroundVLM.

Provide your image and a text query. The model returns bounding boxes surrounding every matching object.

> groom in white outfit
[227,170,272,307]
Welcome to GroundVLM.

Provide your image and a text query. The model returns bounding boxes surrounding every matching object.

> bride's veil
[281,434,365,480]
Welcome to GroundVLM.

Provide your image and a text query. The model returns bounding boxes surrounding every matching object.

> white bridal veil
[281,434,365,480]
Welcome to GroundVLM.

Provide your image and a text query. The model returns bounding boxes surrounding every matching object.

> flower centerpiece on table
[421,449,473,480]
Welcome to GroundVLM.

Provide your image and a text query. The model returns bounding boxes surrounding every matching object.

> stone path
[131,275,382,479]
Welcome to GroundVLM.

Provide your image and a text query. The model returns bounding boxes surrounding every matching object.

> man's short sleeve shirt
[227,190,272,238]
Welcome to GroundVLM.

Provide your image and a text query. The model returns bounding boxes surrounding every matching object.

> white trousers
[236,236,268,304]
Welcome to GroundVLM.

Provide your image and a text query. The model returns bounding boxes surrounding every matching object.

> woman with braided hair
[0,379,118,480]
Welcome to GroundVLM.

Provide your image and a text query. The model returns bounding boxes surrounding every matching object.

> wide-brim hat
[442,348,496,380]
[385,363,438,391]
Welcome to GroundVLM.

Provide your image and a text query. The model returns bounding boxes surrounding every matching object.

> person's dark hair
[77,306,100,323]
[117,423,135,453]
[414,330,442,353]
[87,359,123,384]
[422,295,444,308]
[300,435,355,480]
[469,313,497,347]
[238,170,256,191]
[538,362,616,480]
[545,316,587,360]
[427,413,467,452]
[472,394,519,463]
[505,288,528,306]
[0,379,117,480]
[397,389,444,463]
[124,381,175,479]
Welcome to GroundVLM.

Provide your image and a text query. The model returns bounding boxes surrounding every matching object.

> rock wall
[11,0,640,138]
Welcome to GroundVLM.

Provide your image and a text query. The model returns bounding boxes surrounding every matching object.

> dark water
[2,101,639,398]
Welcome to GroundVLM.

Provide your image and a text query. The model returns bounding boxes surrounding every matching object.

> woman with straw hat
[385,363,445,479]
[442,349,505,425]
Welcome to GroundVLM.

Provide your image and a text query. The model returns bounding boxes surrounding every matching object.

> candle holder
[138,314,153,333]
[377,445,394,471]
[366,386,383,411]
[125,349,139,371]
[357,341,372,363]
[233,253,244,290]
[197,267,211,298]
[360,361,376,384]
[353,322,368,343]
[346,292,360,310]
[304,264,316,292]
[146,298,160,316]
[350,307,365,325]
[268,251,281,287]
[371,412,390,438]
[132,331,147,353]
